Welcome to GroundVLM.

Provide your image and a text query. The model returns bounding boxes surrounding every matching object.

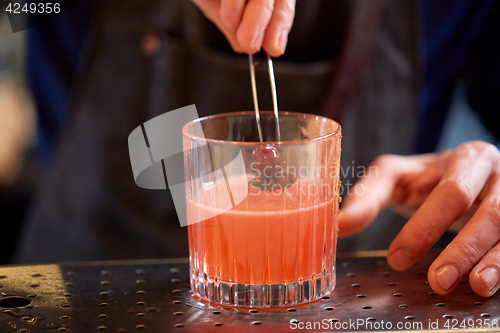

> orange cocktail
[183,112,341,308]
[188,180,337,281]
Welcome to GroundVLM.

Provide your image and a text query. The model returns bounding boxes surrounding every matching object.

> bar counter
[0,251,497,332]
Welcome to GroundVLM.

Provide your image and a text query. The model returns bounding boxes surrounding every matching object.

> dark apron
[13,0,420,263]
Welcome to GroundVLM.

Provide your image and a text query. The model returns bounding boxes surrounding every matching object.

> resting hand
[339,141,500,297]
[191,0,296,56]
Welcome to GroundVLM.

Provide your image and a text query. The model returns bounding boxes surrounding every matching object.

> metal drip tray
[0,252,498,332]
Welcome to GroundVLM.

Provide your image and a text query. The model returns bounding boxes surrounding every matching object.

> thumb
[192,0,244,53]
[339,198,382,238]
[338,156,401,237]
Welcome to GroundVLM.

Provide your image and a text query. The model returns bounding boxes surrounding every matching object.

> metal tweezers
[249,53,281,142]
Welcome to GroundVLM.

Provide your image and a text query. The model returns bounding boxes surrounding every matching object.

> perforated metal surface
[0,252,498,332]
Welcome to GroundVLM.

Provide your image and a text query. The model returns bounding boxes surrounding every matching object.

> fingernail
[278,30,288,54]
[390,248,413,270]
[478,267,499,291]
[252,29,265,51]
[435,265,459,291]
[339,202,362,218]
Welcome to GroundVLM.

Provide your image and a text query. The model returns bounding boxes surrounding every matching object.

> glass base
[190,269,335,308]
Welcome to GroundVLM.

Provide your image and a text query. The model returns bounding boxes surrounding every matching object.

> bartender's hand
[191,0,296,56]
[339,141,500,297]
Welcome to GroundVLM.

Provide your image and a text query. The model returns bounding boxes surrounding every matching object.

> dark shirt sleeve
[464,1,500,140]
[417,0,498,153]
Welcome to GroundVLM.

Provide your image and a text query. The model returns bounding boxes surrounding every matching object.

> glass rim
[182,111,341,145]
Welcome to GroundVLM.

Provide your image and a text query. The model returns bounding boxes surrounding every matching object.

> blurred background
[0,0,498,264]
[0,5,37,264]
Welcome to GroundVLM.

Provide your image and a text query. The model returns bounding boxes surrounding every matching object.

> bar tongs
[248,53,281,142]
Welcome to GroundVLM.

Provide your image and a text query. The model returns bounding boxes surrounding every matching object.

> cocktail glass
[183,111,341,308]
